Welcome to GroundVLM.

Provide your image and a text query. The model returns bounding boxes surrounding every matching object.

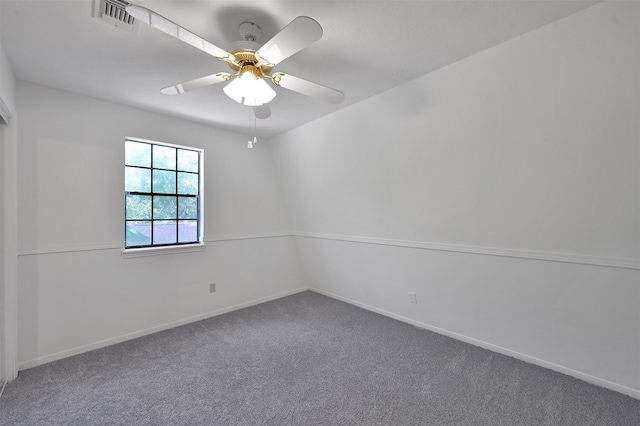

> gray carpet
[1,291,638,425]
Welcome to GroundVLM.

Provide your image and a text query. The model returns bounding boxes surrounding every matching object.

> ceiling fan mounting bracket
[238,22,262,42]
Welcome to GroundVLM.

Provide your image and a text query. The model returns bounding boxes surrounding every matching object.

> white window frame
[122,137,205,257]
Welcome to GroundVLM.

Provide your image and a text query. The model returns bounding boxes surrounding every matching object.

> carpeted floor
[1,291,638,425]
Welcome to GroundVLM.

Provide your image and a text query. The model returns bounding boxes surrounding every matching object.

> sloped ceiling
[1,0,598,139]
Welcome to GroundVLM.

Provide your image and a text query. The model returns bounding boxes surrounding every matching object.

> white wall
[0,45,16,114]
[16,81,304,368]
[269,2,640,397]
[1,35,19,381]
[0,120,5,377]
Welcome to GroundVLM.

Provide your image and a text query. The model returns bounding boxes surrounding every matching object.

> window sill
[121,243,206,258]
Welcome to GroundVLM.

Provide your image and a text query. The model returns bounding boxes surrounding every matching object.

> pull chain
[247,109,257,149]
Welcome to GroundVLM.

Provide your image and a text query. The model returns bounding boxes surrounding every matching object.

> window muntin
[125,139,202,249]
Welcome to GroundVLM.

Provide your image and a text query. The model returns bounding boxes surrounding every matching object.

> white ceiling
[1,0,598,139]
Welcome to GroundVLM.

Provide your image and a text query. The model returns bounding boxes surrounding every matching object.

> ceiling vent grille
[93,0,140,32]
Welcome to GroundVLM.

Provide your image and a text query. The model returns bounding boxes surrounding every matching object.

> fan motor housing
[227,48,273,77]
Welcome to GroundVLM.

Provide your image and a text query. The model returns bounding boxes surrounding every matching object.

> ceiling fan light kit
[125,5,344,119]
[223,68,277,106]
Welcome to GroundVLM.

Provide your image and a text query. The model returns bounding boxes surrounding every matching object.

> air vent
[92,0,140,32]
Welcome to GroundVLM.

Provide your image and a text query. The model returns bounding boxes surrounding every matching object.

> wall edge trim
[204,232,293,242]
[0,96,13,125]
[17,286,310,371]
[295,232,639,270]
[17,233,295,256]
[310,288,640,400]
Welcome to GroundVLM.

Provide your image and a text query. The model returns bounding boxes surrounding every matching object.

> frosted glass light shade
[223,72,276,106]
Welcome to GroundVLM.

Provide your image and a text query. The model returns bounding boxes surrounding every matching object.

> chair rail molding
[294,232,640,270]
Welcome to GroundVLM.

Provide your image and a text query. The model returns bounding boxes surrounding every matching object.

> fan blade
[161,73,232,95]
[253,104,271,119]
[272,73,344,104]
[256,16,322,66]
[125,5,235,63]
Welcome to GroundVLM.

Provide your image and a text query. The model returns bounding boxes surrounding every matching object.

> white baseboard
[311,288,640,400]
[17,286,310,371]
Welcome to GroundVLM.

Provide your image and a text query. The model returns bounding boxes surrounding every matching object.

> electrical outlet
[408,292,417,303]
[209,283,216,293]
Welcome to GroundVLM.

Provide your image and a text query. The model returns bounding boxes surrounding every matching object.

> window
[125,138,202,249]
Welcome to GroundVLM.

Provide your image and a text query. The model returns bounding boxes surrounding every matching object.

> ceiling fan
[125,5,345,119]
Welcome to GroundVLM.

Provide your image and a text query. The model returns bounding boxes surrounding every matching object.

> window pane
[154,196,177,220]
[125,166,151,193]
[177,172,198,195]
[153,221,177,245]
[178,196,197,219]
[126,221,152,246]
[178,149,199,172]
[126,195,151,220]
[125,141,151,167]
[125,139,202,249]
[178,220,198,243]
[153,145,176,170]
[153,170,176,194]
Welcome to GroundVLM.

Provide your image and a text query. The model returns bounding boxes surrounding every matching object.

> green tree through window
[125,138,202,248]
